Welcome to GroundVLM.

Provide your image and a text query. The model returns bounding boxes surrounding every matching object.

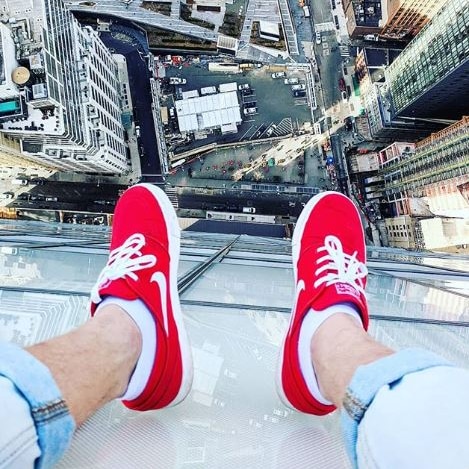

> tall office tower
[380,0,447,39]
[385,0,469,120]
[342,0,447,40]
[0,0,129,174]
[341,0,383,38]
[378,117,469,250]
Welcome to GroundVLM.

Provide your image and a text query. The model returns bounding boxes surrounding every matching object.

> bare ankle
[94,306,142,397]
[311,314,393,407]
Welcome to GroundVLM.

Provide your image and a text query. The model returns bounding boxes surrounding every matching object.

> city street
[99,27,162,181]
[178,189,310,217]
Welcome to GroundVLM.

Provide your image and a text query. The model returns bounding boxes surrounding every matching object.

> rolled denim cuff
[0,341,75,469]
[340,348,452,469]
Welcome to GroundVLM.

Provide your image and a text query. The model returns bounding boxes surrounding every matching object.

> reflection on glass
[182,263,293,308]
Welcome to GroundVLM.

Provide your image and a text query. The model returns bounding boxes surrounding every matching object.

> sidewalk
[166,135,330,191]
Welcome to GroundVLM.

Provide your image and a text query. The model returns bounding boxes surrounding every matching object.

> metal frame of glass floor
[0,219,468,469]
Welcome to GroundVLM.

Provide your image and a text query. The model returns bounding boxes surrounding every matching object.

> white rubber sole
[136,183,194,407]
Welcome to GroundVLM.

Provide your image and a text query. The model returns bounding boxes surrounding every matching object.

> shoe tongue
[90,278,138,315]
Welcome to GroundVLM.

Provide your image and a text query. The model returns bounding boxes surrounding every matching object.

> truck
[160,106,169,125]
[12,178,28,186]
[169,77,186,85]
[303,5,310,17]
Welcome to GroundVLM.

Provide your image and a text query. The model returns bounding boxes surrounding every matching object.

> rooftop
[1,105,64,134]
[351,0,382,27]
[0,219,468,468]
[175,91,241,133]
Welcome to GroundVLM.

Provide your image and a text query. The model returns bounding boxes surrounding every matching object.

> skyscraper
[342,0,448,40]
[378,116,469,249]
[380,0,447,39]
[0,0,129,174]
[385,0,469,120]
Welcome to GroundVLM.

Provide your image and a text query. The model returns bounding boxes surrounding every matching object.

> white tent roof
[182,89,199,99]
[219,82,238,93]
[176,91,241,133]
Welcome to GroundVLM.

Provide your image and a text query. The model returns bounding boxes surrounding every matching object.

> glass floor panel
[57,304,352,469]
[0,220,467,468]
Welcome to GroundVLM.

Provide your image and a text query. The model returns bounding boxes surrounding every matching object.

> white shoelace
[91,233,156,304]
[314,235,367,295]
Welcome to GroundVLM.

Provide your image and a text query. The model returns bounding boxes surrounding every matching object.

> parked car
[265,124,277,137]
[338,77,346,92]
[253,124,267,139]
[238,83,250,90]
[293,90,307,97]
[292,84,306,91]
[271,72,286,79]
[244,107,257,115]
[169,77,186,85]
[135,125,141,138]
[344,116,354,131]
[284,78,299,85]
[30,178,47,185]
[341,90,348,101]
[244,101,257,109]
[315,32,322,44]
[93,200,115,206]
[0,192,14,199]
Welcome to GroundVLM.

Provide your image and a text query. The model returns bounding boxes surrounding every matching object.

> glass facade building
[380,0,445,39]
[380,117,469,199]
[386,0,469,119]
[0,219,468,468]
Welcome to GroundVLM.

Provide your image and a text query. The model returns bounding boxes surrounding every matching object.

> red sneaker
[277,191,368,415]
[90,183,193,411]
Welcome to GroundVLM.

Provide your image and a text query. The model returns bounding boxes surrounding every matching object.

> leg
[311,313,392,407]
[26,305,141,426]
[0,305,140,468]
[277,192,469,468]
[313,313,469,469]
[0,184,193,468]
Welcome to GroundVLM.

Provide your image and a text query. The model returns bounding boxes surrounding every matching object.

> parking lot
[161,63,313,152]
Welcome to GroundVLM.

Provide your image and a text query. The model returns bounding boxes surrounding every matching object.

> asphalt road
[178,190,311,217]
[5,181,126,213]
[310,0,343,110]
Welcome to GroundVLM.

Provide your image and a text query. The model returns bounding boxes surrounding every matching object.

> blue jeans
[0,342,75,469]
[1,341,469,468]
[342,348,469,468]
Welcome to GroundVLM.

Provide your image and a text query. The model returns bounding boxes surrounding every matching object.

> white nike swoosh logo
[289,279,305,332]
[151,271,168,335]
